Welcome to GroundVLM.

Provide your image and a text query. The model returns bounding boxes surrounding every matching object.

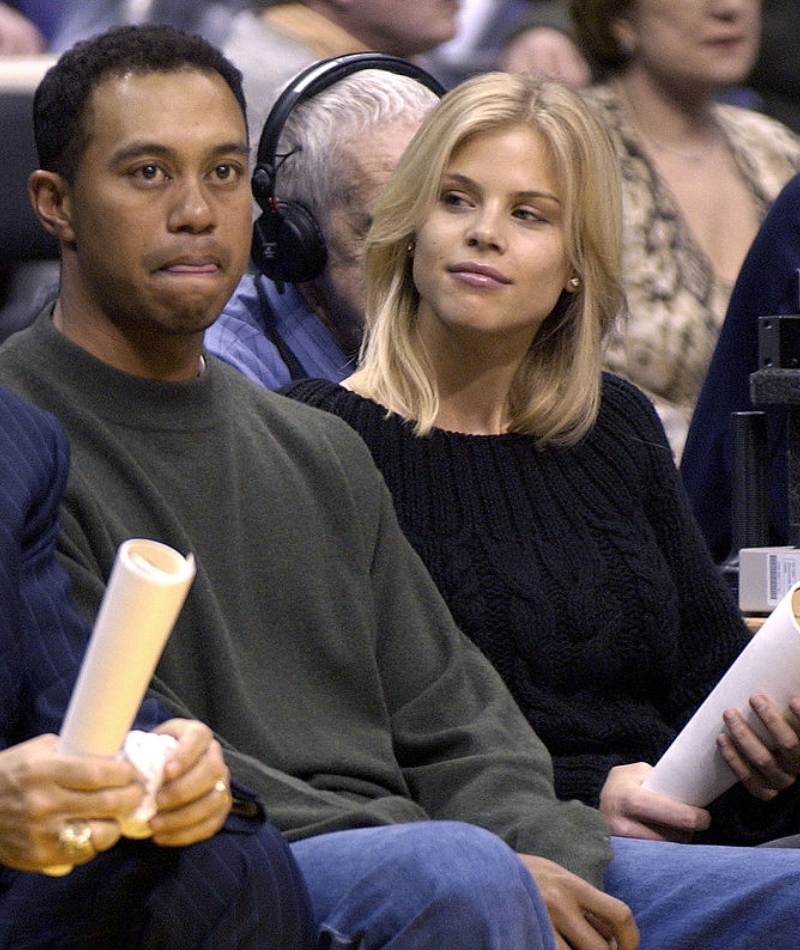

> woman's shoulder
[600,371,654,407]
[715,101,800,142]
[598,373,673,447]
[715,102,800,172]
[279,377,395,440]
[280,378,369,418]
[280,377,341,404]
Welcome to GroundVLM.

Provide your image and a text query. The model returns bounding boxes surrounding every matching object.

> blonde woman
[286,71,800,950]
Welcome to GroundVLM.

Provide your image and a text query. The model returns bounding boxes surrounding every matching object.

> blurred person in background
[223,0,458,145]
[50,0,248,51]
[0,1,61,53]
[425,0,590,89]
[567,0,800,461]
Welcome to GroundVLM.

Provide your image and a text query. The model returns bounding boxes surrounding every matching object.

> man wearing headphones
[205,55,443,389]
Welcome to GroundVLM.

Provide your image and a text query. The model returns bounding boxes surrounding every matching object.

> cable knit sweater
[284,373,800,845]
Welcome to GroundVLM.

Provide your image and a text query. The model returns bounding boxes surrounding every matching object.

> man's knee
[385,821,531,903]
[292,821,553,950]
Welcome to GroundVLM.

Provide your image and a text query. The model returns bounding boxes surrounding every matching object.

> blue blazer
[0,383,90,745]
[0,383,163,747]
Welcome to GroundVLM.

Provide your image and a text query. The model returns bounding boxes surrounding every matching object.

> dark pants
[0,821,314,949]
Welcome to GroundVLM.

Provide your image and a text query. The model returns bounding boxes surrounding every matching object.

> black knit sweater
[284,373,800,845]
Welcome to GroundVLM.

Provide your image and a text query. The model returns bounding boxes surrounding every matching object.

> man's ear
[28,170,76,248]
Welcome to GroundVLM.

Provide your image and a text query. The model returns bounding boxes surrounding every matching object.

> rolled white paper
[58,539,196,757]
[643,583,800,806]
[44,540,195,875]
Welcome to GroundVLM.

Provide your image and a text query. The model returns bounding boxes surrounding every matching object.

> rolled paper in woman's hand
[643,583,800,807]
[58,539,196,757]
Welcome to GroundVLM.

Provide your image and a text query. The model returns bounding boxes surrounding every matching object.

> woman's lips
[448,262,511,288]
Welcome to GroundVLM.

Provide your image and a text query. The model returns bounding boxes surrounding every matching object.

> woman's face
[617,0,760,89]
[412,124,575,355]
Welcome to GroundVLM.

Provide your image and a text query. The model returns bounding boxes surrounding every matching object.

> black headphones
[250,52,446,285]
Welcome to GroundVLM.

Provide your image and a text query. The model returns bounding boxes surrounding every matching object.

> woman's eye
[514,207,544,223]
[441,190,469,208]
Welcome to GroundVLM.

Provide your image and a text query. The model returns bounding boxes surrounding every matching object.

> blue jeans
[290,820,556,950]
[607,835,800,950]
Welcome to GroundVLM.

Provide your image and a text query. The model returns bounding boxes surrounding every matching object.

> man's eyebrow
[110,141,249,165]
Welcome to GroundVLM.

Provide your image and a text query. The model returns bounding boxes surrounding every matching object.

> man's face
[61,69,251,356]
[306,120,420,351]
[345,0,459,56]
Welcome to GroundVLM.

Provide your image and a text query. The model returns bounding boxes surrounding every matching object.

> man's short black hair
[33,24,248,183]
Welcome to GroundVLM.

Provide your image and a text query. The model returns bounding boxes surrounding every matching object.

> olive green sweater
[0,311,612,886]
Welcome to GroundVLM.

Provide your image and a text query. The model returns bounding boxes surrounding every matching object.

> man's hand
[148,720,231,846]
[519,854,639,950]
[717,693,800,800]
[0,734,142,872]
[599,763,711,842]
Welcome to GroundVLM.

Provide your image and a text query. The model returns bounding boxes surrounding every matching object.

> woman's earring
[407,240,415,254]
[568,276,581,290]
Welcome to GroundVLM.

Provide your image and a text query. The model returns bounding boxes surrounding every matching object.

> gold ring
[214,779,231,804]
[57,820,94,860]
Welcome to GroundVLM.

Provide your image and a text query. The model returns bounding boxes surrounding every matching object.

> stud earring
[568,276,581,289]
[407,240,415,254]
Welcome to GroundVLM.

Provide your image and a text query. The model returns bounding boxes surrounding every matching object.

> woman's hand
[500,28,591,90]
[599,763,711,842]
[717,693,800,800]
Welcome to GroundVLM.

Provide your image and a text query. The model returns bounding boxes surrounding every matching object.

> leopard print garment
[582,85,800,460]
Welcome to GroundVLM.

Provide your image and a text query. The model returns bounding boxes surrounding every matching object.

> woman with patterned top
[568,0,800,460]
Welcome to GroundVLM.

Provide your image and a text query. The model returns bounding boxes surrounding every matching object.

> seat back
[0,89,57,263]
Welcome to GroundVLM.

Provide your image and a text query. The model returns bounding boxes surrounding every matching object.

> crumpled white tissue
[117,730,179,838]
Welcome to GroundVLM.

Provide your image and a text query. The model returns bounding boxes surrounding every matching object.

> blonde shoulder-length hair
[357,71,625,445]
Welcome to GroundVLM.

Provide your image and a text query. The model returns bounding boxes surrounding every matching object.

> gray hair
[273,69,439,233]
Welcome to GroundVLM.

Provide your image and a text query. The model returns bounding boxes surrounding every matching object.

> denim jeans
[607,835,800,950]
[290,820,556,950]
[291,820,800,949]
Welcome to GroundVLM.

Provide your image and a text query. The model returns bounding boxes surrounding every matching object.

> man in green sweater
[0,22,636,950]
[5,21,800,950]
